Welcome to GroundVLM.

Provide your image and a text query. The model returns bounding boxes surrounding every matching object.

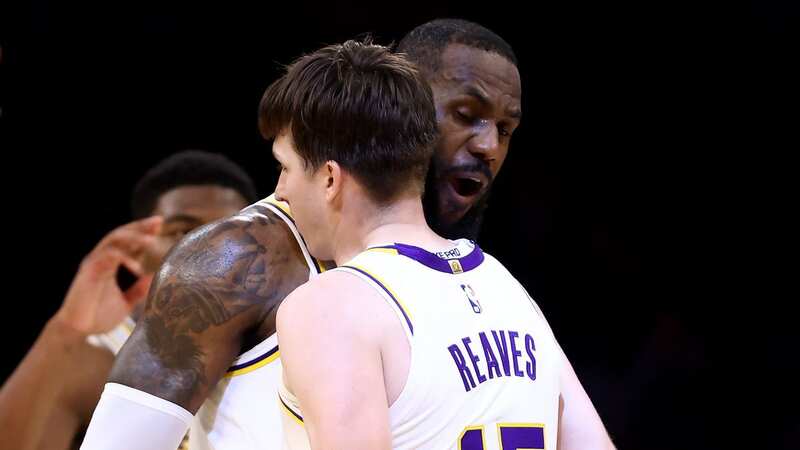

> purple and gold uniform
[279,239,562,450]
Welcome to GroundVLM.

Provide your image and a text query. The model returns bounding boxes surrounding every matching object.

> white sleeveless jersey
[190,194,328,450]
[279,239,562,450]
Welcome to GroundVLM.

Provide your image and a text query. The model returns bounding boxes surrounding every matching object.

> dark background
[1,1,797,448]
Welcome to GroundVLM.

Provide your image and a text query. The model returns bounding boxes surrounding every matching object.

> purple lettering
[448,344,475,391]
[463,337,486,384]
[491,330,512,376]
[479,331,502,379]
[509,331,525,377]
[525,333,537,381]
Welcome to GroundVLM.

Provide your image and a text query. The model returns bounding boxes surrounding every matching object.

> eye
[455,108,474,123]
[498,120,517,138]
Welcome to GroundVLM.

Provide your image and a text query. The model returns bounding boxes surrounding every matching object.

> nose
[467,122,500,165]
[274,176,288,204]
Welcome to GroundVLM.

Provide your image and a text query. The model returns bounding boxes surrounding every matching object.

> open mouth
[449,176,485,198]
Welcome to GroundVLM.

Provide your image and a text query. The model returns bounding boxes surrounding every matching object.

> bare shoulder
[108,205,311,409]
[150,203,311,330]
[277,270,390,340]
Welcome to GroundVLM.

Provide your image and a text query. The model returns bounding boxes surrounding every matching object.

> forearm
[81,383,192,450]
[0,318,87,450]
[557,351,616,450]
[309,426,392,450]
[557,420,615,450]
[106,316,238,414]
[558,428,615,450]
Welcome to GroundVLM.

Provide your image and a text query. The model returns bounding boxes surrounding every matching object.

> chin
[424,191,489,241]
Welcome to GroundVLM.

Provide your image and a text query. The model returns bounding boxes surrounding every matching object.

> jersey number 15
[459,423,545,450]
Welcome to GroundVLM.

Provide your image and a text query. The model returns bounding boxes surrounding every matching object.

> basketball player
[79,20,553,450]
[0,151,257,450]
[266,41,615,450]
[399,18,522,241]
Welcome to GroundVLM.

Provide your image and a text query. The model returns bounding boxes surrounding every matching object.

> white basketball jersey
[190,194,327,450]
[279,239,562,450]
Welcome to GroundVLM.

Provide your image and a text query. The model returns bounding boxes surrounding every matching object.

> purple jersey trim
[340,265,414,335]
[227,344,279,372]
[279,395,304,423]
[371,242,485,274]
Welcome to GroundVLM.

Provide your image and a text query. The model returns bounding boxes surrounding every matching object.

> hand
[53,216,163,335]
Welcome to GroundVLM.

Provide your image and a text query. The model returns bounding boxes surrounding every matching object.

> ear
[323,160,343,203]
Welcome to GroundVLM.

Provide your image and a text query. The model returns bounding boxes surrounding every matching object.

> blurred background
[1,1,798,448]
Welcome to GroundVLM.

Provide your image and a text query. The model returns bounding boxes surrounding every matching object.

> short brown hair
[259,39,438,203]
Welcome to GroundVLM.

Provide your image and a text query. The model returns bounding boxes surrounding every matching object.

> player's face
[273,132,332,259]
[423,44,521,239]
[121,184,249,309]
[145,185,250,272]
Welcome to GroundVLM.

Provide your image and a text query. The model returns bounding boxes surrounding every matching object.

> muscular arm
[108,207,309,413]
[557,348,616,450]
[277,272,394,450]
[0,321,112,450]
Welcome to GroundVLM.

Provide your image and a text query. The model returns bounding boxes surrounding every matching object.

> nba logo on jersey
[460,284,482,313]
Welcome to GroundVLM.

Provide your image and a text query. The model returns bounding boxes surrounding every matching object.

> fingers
[121,216,164,236]
[102,229,158,254]
[79,216,164,280]
[123,216,163,234]
[93,216,163,258]
[123,273,154,305]
[89,247,145,278]
[117,251,146,277]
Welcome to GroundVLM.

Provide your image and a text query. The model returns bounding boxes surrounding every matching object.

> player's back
[280,239,560,450]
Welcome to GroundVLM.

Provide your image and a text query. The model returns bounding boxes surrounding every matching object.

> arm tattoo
[111,209,307,409]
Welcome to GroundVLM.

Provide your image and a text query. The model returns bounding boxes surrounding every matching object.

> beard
[422,159,492,241]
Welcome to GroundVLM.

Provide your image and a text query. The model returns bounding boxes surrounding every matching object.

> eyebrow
[462,85,491,108]
[461,85,522,120]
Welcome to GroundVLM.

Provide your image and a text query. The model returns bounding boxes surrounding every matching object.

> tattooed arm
[107,206,309,413]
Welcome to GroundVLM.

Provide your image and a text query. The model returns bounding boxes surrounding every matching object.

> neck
[331,193,452,264]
